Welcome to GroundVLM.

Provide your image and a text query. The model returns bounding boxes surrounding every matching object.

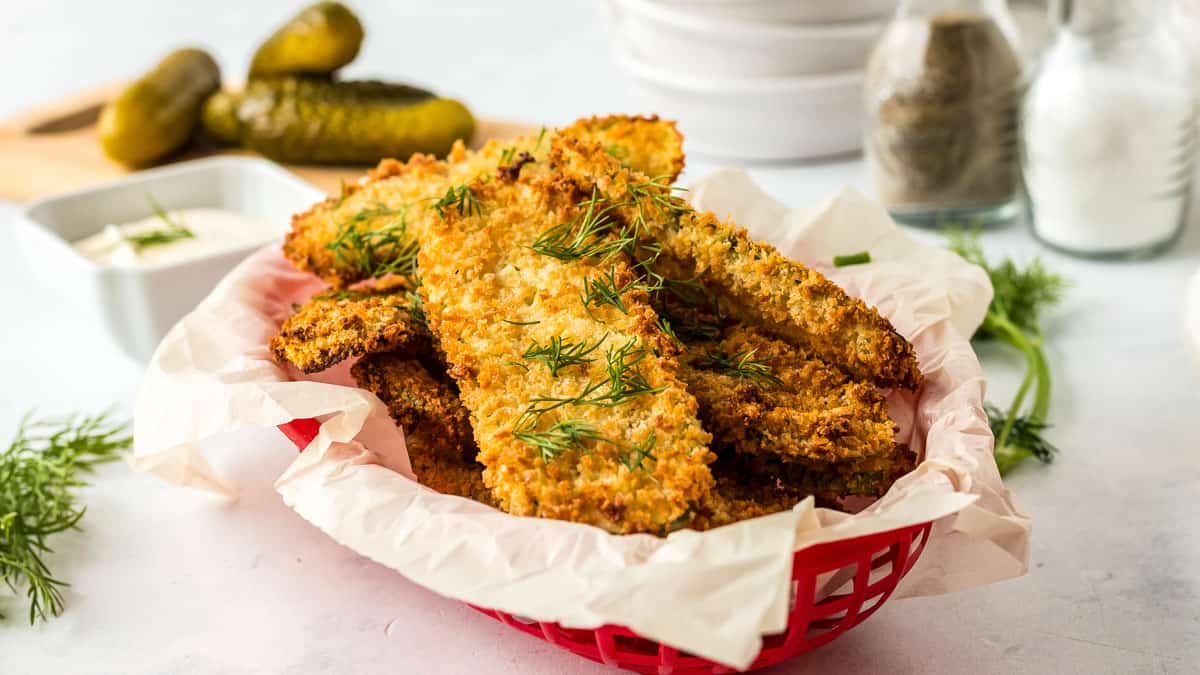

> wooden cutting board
[0,82,538,201]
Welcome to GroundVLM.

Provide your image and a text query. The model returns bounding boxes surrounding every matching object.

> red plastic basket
[278,419,931,674]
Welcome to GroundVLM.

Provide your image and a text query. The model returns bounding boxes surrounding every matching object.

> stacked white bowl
[605,0,898,161]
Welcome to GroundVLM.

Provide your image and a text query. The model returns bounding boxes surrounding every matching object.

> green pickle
[98,48,221,167]
[202,78,476,164]
[249,2,364,77]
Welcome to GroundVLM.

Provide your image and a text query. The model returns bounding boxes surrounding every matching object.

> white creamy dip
[73,208,278,267]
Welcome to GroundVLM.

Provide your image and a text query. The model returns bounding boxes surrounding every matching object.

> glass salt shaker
[1022,0,1198,259]
[864,0,1025,227]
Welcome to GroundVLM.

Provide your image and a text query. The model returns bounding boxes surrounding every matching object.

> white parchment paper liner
[131,172,1029,669]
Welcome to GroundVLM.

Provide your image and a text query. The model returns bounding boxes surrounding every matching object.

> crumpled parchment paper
[131,171,1029,669]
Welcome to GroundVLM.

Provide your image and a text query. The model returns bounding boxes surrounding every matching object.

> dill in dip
[73,196,278,267]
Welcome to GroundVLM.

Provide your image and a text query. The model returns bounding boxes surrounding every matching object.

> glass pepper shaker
[864,0,1025,227]
[1022,0,1198,259]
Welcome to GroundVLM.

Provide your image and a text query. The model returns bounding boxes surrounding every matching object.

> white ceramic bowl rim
[23,156,318,273]
[614,0,888,39]
[615,47,864,94]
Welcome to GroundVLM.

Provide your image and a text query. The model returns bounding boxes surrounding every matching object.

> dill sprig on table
[123,195,195,251]
[947,228,1068,475]
[325,203,419,280]
[698,347,783,386]
[0,411,129,624]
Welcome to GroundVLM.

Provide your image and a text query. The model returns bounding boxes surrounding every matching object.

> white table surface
[2,2,1199,674]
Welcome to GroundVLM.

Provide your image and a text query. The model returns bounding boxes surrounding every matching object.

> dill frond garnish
[656,317,682,345]
[627,176,692,215]
[513,418,607,463]
[595,337,667,404]
[324,203,419,280]
[124,195,195,251]
[698,347,782,386]
[502,319,540,326]
[530,188,629,261]
[405,291,427,327]
[581,265,636,316]
[618,432,657,471]
[532,126,548,153]
[499,146,517,166]
[431,184,481,219]
[1,411,129,624]
[523,335,606,377]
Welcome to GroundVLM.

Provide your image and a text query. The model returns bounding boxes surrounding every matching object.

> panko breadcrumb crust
[270,114,924,534]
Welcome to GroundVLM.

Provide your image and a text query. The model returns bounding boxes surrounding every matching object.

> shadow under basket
[278,418,932,674]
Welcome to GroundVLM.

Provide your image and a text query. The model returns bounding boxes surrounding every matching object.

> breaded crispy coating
[270,285,427,373]
[559,115,685,183]
[351,351,495,506]
[284,115,686,289]
[274,116,923,532]
[418,169,714,535]
[548,136,923,390]
[680,324,898,466]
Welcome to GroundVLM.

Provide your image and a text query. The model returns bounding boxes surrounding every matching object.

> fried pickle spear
[283,115,686,289]
[417,169,714,535]
[548,136,922,390]
[351,351,495,505]
[269,282,426,373]
[680,324,899,466]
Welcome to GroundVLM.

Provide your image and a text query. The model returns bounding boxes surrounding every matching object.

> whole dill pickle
[98,48,221,167]
[203,78,476,164]
[249,2,364,77]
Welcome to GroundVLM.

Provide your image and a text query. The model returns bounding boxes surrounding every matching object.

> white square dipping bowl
[14,157,325,362]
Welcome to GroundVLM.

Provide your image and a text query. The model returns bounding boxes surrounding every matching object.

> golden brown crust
[282,116,686,289]
[269,286,427,373]
[547,135,923,390]
[680,324,898,465]
[418,165,714,535]
[351,351,495,506]
[559,114,685,183]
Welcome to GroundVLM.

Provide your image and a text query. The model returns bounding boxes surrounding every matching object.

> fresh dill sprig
[987,404,1059,474]
[530,188,630,261]
[518,338,664,421]
[581,266,636,316]
[513,418,607,464]
[532,126,548,153]
[502,319,540,326]
[124,195,195,251]
[947,227,1068,475]
[405,291,427,327]
[618,433,657,471]
[324,203,419,280]
[431,184,481,219]
[1,411,129,624]
[627,176,692,215]
[594,337,667,405]
[656,317,682,345]
[499,146,517,166]
[833,251,871,267]
[523,335,606,377]
[698,347,783,386]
